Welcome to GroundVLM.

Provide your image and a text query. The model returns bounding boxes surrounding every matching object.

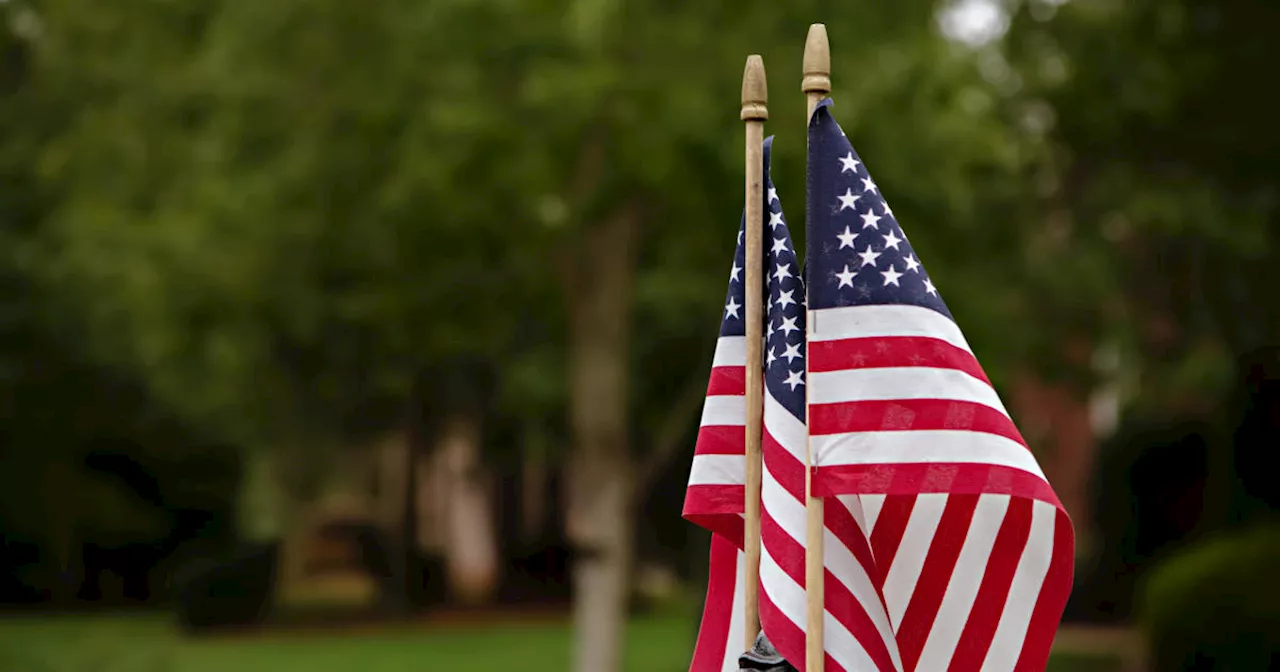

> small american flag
[683,137,780,672]
[803,98,1074,671]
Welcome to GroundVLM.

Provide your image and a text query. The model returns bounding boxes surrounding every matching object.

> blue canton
[805,99,952,320]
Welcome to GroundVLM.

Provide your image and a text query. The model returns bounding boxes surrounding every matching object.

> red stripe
[1013,508,1075,672]
[689,535,738,672]
[945,497,1033,672]
[694,425,746,456]
[808,336,989,385]
[895,494,980,671]
[706,365,747,396]
[815,462,1063,508]
[760,510,898,672]
[808,398,1026,448]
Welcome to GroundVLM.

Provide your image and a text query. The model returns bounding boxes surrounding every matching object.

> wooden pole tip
[802,23,831,95]
[741,54,768,121]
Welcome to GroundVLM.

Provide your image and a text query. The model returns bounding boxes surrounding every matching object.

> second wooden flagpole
[741,54,768,649]
[802,23,831,672]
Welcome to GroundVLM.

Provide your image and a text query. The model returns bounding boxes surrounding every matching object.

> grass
[0,611,1124,672]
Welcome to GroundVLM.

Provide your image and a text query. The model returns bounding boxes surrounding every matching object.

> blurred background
[0,0,1277,670]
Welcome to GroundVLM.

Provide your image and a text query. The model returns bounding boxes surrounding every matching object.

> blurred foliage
[1137,521,1280,671]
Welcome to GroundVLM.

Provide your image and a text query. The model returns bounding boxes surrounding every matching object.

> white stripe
[981,500,1057,672]
[914,494,1011,670]
[722,550,747,672]
[861,494,887,533]
[762,389,808,461]
[701,395,746,427]
[812,429,1047,480]
[809,366,1009,416]
[712,336,747,368]
[808,304,972,354]
[883,493,946,628]
[760,544,884,672]
[688,454,745,488]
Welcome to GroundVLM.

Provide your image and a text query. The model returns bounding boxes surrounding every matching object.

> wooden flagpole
[741,54,768,649]
[802,23,831,672]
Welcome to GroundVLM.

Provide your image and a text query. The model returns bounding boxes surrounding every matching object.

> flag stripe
[809,398,1023,446]
[808,336,989,385]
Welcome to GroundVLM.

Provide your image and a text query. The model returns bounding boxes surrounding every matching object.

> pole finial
[741,54,768,121]
[802,23,831,96]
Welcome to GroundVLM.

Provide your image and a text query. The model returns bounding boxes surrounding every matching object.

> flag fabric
[755,158,901,672]
[684,137,783,672]
[803,98,1074,672]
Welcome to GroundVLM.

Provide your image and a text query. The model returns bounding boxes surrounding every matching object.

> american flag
[683,137,778,672]
[802,98,1074,671]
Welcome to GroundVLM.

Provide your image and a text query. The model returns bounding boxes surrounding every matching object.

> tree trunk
[564,205,642,672]
[440,410,500,605]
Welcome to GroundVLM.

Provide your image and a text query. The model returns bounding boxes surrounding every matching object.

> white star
[773,263,793,282]
[766,318,775,340]
[766,346,777,366]
[769,211,784,229]
[781,342,803,364]
[775,289,796,309]
[881,265,903,287]
[883,230,903,251]
[837,188,859,211]
[924,278,937,295]
[883,202,894,218]
[862,176,878,194]
[783,369,805,391]
[779,316,799,337]
[860,211,882,230]
[835,264,857,288]
[839,152,860,173]
[857,245,881,268]
[725,297,741,318]
[836,226,857,249]
[768,187,778,204]
[903,254,920,273]
[772,237,790,255]
[738,229,744,245]
[729,262,742,282]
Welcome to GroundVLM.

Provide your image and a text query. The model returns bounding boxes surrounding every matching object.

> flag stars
[773,263,793,283]
[837,188,859,211]
[839,152,860,173]
[881,265,903,287]
[775,289,797,310]
[769,211,785,230]
[857,245,881,268]
[725,297,741,319]
[903,254,920,273]
[783,369,805,391]
[860,210,882,230]
[772,237,790,255]
[835,265,857,289]
[729,262,742,282]
[862,176,878,194]
[883,229,903,251]
[778,316,800,337]
[923,277,937,296]
[836,226,857,249]
[766,346,777,366]
[768,187,778,204]
[781,342,803,364]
